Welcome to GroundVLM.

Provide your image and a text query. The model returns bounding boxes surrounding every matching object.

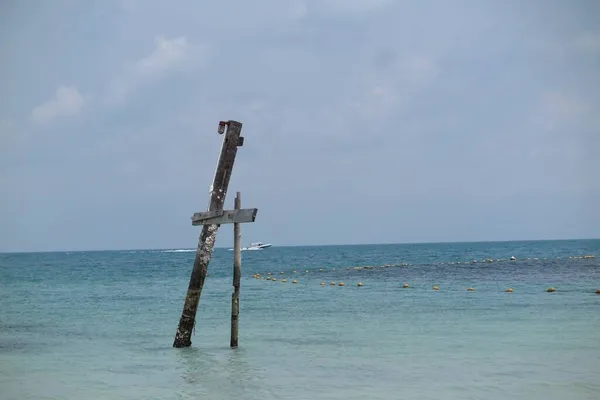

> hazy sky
[1,0,599,252]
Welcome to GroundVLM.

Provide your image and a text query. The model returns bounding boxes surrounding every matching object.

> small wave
[163,249,196,253]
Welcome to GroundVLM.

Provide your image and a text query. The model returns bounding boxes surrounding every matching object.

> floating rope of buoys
[253,276,600,297]
[250,253,597,278]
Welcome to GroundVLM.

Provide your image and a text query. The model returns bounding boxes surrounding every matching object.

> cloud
[0,119,21,154]
[323,0,391,12]
[289,1,309,19]
[527,30,600,60]
[2,0,599,251]
[324,54,439,130]
[30,86,85,124]
[107,36,208,104]
[574,31,600,54]
[398,55,439,84]
[533,92,591,132]
[0,119,13,140]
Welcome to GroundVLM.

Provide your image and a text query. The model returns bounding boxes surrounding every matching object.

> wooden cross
[190,193,257,348]
[173,120,259,349]
[191,208,258,226]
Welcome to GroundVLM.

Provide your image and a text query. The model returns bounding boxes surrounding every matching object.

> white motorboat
[243,242,272,251]
[228,242,272,251]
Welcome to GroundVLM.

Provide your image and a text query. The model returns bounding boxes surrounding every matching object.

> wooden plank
[191,208,257,226]
[230,192,242,348]
[193,210,223,220]
[173,120,244,348]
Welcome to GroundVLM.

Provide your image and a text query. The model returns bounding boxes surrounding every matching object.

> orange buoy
[505,288,514,293]
[467,287,475,291]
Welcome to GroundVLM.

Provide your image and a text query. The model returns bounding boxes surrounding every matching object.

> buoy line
[251,274,598,294]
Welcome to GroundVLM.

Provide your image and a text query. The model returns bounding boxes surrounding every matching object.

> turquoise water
[1,239,599,400]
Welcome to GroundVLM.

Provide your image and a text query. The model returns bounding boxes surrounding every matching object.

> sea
[1,239,599,400]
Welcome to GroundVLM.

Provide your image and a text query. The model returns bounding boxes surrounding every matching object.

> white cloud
[527,30,600,59]
[133,36,190,78]
[0,119,12,138]
[324,0,391,12]
[289,0,308,19]
[116,0,138,12]
[542,92,589,119]
[30,86,85,124]
[343,54,438,121]
[107,36,208,104]
[535,92,590,132]
[0,119,16,149]
[574,31,600,53]
[397,55,439,85]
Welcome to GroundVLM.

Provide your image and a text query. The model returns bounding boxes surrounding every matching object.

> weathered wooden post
[173,120,258,348]
[230,191,242,348]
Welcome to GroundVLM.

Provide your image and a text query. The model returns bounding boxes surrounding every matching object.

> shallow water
[1,240,599,399]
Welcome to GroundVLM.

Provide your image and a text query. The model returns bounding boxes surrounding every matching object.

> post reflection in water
[175,345,272,399]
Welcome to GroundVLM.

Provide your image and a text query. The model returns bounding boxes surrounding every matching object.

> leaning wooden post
[230,192,242,348]
[173,120,244,348]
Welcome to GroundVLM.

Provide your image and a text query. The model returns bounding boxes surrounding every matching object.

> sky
[1,0,599,252]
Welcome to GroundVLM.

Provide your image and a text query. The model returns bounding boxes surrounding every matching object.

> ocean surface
[1,239,599,400]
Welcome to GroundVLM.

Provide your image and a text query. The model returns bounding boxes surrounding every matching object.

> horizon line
[1,237,599,255]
